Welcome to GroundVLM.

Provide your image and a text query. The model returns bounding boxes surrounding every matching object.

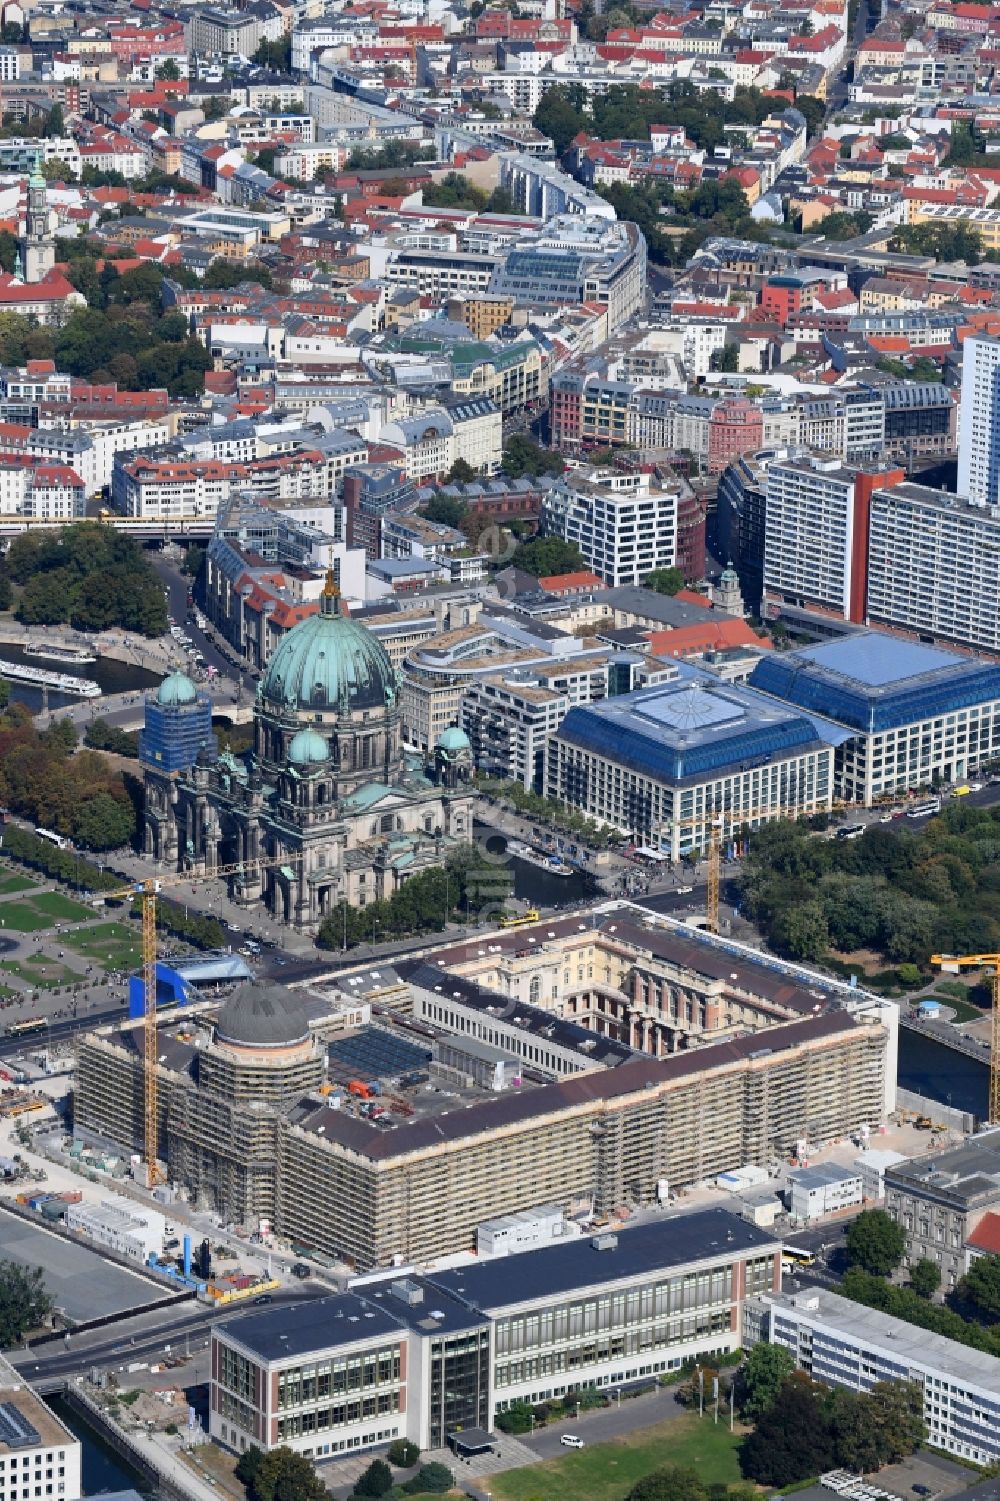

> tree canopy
[502,435,565,480]
[740,1340,795,1420]
[0,709,137,849]
[846,1210,906,1276]
[958,1252,1000,1319]
[645,567,685,595]
[0,247,273,398]
[242,1447,326,1501]
[740,1373,836,1486]
[512,537,586,578]
[740,1371,922,1487]
[0,1261,53,1347]
[738,806,1000,968]
[316,845,513,949]
[625,1466,709,1501]
[910,1259,942,1300]
[8,526,168,637]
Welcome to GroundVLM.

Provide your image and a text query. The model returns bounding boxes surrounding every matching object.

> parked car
[560,1436,584,1449]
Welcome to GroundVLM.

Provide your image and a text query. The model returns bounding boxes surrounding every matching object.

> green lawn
[0,902,60,932]
[934,994,986,1023]
[27,891,94,922]
[0,892,94,932]
[491,1413,745,1501]
[62,921,142,969]
[0,873,35,896]
[0,958,78,988]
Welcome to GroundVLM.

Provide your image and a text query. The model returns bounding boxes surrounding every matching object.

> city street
[517,1386,691,1459]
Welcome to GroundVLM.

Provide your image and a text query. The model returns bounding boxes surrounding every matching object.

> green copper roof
[437,724,471,753]
[260,586,397,714]
[287,727,328,764]
[157,670,198,707]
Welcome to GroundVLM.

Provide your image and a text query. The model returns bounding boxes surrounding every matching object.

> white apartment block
[462,676,571,791]
[274,143,346,181]
[868,481,1000,655]
[0,1358,82,1501]
[763,457,857,619]
[0,464,83,520]
[749,1287,1000,1466]
[541,471,678,587]
[958,334,1000,506]
[113,460,231,519]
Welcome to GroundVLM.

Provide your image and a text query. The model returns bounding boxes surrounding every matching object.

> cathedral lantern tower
[21,165,55,285]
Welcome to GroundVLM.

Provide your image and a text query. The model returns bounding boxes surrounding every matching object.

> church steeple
[320,557,341,618]
[20,159,55,285]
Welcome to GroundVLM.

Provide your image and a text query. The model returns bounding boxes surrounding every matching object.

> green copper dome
[288,727,329,764]
[157,670,198,707]
[437,725,471,754]
[261,578,397,714]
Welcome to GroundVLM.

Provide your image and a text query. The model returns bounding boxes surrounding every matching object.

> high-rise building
[958,333,1000,505]
[540,467,678,587]
[867,481,1000,655]
[762,456,903,627]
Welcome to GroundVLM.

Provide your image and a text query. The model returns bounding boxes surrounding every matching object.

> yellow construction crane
[655,800,852,932]
[931,952,1000,1122]
[99,855,305,1187]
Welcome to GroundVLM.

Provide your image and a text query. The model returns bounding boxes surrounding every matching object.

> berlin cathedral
[140,572,475,932]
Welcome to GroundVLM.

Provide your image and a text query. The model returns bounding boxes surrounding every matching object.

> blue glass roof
[749,631,1000,733]
[555,679,828,783]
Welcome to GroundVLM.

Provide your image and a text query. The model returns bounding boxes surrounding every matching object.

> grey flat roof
[885,1131,1000,1205]
[772,1287,1000,1396]
[594,586,718,627]
[0,1208,161,1323]
[791,633,964,688]
[219,1293,402,1361]
[788,1162,861,1188]
[430,1209,779,1312]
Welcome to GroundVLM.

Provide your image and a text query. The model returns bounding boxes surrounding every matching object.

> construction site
[72,902,898,1271]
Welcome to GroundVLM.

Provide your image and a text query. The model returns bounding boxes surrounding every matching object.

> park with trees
[0,707,137,851]
[0,1261,52,1347]
[4,526,168,637]
[316,845,513,950]
[0,246,275,398]
[737,803,1000,977]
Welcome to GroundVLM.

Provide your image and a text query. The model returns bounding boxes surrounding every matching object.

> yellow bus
[499,909,540,929]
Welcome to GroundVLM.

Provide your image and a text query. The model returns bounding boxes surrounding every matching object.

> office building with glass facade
[750,632,1000,803]
[211,1211,780,1461]
[547,670,838,852]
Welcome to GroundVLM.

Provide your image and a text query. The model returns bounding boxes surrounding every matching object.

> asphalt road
[12,1285,328,1381]
[518,1386,690,1460]
[150,552,234,685]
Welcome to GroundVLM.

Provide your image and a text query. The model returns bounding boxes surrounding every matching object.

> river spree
[897,1025,989,1118]
[474,821,598,909]
[0,643,161,713]
[48,1396,156,1499]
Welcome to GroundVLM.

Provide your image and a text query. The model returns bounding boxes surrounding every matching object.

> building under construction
[74,908,896,1270]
